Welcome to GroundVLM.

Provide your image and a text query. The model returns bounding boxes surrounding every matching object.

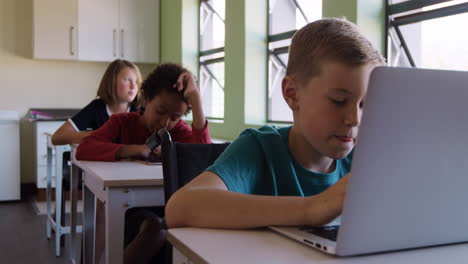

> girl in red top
[76,63,211,161]
[76,63,211,263]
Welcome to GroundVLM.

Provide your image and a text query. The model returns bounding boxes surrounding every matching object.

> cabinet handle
[70,26,75,56]
[120,29,125,58]
[113,29,117,57]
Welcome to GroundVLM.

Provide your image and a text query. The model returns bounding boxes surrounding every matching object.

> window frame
[199,0,226,120]
[267,29,296,124]
[385,0,468,67]
[266,0,323,123]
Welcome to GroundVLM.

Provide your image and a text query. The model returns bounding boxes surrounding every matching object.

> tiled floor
[0,200,81,264]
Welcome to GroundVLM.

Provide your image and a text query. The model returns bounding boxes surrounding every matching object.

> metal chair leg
[46,146,52,240]
[55,148,64,256]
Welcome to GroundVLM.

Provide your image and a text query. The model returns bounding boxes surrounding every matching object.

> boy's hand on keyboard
[305,173,349,225]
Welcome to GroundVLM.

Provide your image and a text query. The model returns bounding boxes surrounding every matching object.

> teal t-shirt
[206,125,353,196]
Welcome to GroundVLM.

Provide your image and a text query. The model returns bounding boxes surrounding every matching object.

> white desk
[168,227,468,264]
[70,153,164,264]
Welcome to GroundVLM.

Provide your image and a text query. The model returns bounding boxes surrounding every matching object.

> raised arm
[51,121,92,145]
[165,171,349,229]
[174,72,206,130]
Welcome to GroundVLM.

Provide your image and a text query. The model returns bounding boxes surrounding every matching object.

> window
[268,0,322,123]
[199,0,225,119]
[386,0,468,71]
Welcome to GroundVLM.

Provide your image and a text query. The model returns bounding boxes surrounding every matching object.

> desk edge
[168,230,209,264]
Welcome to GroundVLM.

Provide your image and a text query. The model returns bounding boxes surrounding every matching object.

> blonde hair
[96,59,142,106]
[286,18,385,84]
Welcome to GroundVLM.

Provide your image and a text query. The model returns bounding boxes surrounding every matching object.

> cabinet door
[33,0,78,60]
[119,0,159,63]
[78,0,119,62]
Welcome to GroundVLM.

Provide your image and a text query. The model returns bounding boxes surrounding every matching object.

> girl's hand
[174,72,200,105]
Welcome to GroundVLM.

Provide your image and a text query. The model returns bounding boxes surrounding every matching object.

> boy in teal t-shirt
[166,18,385,229]
[208,125,352,197]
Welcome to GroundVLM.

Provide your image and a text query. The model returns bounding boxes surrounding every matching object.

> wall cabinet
[32,0,78,60]
[33,0,159,63]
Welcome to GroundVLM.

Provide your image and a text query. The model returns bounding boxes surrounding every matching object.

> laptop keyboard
[299,225,340,241]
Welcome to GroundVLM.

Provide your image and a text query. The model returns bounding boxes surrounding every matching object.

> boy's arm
[165,171,349,229]
[51,121,92,145]
[187,91,206,131]
[115,144,151,160]
[175,72,206,130]
[76,116,146,161]
[170,120,211,144]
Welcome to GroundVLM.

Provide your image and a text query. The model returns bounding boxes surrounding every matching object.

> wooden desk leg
[83,184,96,264]
[70,163,80,263]
[105,188,129,264]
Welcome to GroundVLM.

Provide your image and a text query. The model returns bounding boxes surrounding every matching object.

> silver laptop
[270,66,468,256]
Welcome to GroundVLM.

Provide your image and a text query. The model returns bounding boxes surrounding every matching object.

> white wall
[0,0,154,183]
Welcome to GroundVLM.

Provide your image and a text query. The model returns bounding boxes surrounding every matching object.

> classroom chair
[158,128,230,263]
[158,128,230,202]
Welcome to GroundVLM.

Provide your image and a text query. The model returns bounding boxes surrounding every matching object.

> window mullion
[200,8,213,35]
[392,2,468,26]
[269,51,287,70]
[269,62,284,99]
[292,0,309,23]
[200,67,210,96]
[388,0,454,16]
[201,63,224,91]
[202,1,225,24]
[390,22,416,67]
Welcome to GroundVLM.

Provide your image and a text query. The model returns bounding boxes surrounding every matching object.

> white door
[119,0,159,63]
[78,0,119,61]
[33,0,78,60]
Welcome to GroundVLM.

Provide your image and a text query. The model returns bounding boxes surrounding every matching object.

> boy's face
[284,61,375,160]
[142,91,188,133]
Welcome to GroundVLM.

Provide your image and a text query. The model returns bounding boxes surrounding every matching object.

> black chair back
[158,129,230,203]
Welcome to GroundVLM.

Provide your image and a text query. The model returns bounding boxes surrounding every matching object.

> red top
[76,111,211,161]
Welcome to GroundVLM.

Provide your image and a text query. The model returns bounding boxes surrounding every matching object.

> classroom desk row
[45,144,468,264]
[168,227,468,264]
[69,146,164,264]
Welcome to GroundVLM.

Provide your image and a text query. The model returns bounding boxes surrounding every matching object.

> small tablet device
[145,131,161,151]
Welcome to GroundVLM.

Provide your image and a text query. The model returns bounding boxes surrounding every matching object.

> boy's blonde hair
[286,18,385,84]
[97,59,142,106]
